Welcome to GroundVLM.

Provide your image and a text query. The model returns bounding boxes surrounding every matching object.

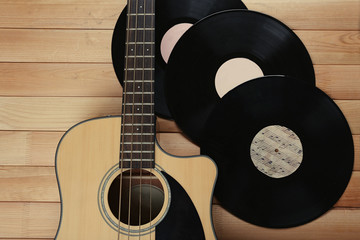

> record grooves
[112,0,247,119]
[165,10,315,144]
[200,76,354,228]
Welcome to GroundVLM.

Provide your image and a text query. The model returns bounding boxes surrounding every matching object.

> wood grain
[0,132,358,170]
[0,63,121,97]
[0,202,60,239]
[0,167,359,206]
[0,166,59,202]
[0,29,111,63]
[213,206,360,240]
[1,63,359,100]
[0,0,358,239]
[0,202,359,239]
[0,29,358,64]
[0,98,359,134]
[315,65,360,100]
[0,0,358,30]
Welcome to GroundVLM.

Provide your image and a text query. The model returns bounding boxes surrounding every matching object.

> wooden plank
[337,100,360,135]
[0,98,359,133]
[0,63,359,100]
[296,30,360,65]
[0,166,358,206]
[0,132,358,170]
[0,3,124,30]
[315,65,360,100]
[0,131,199,166]
[157,132,200,156]
[246,0,360,31]
[336,171,360,207]
[0,202,359,239]
[0,131,63,166]
[0,97,122,131]
[213,206,360,240]
[0,166,59,202]
[0,29,358,64]
[0,63,121,97]
[0,29,112,63]
[0,0,358,30]
[0,202,60,238]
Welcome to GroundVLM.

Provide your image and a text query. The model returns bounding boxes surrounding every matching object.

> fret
[122,95,153,104]
[121,152,154,159]
[124,92,154,94]
[124,70,153,81]
[126,44,154,56]
[123,82,153,92]
[128,0,155,15]
[126,42,155,44]
[127,16,154,28]
[122,115,154,124]
[127,28,155,31]
[121,142,154,149]
[123,133,154,135]
[124,103,154,105]
[122,135,155,143]
[123,113,154,117]
[123,104,153,112]
[124,80,153,83]
[126,55,154,58]
[122,150,154,153]
[125,59,154,70]
[120,159,154,161]
[123,123,154,126]
[121,161,155,169]
[127,30,154,43]
[125,68,154,70]
[128,13,155,16]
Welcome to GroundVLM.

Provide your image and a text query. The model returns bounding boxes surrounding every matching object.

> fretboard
[120,0,155,169]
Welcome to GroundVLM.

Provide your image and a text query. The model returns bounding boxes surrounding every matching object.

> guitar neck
[121,0,156,169]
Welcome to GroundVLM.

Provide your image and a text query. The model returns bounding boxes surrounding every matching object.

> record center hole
[108,169,164,226]
[160,23,193,63]
[215,58,264,98]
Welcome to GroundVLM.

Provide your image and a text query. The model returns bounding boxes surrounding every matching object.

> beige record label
[250,125,303,178]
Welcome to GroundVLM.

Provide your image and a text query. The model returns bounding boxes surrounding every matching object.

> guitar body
[55,116,217,240]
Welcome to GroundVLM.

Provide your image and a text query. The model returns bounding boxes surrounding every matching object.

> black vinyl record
[165,10,315,144]
[112,0,247,119]
[200,75,354,228]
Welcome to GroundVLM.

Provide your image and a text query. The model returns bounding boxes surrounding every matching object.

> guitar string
[127,0,140,238]
[149,0,155,239]
[118,0,133,239]
[138,0,147,237]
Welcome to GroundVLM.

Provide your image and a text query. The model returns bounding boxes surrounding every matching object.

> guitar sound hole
[108,169,165,226]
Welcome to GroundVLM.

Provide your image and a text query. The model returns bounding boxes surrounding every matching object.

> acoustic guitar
[54,0,217,239]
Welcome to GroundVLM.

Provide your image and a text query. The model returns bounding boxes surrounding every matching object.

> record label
[215,58,264,98]
[250,125,303,179]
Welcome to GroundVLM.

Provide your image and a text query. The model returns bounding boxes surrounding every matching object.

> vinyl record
[112,0,247,119]
[200,75,354,228]
[165,10,315,144]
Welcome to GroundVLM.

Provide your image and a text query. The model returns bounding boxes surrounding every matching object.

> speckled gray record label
[200,76,354,228]
[250,125,303,178]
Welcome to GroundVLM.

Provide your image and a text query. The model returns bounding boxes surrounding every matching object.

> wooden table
[0,0,359,239]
